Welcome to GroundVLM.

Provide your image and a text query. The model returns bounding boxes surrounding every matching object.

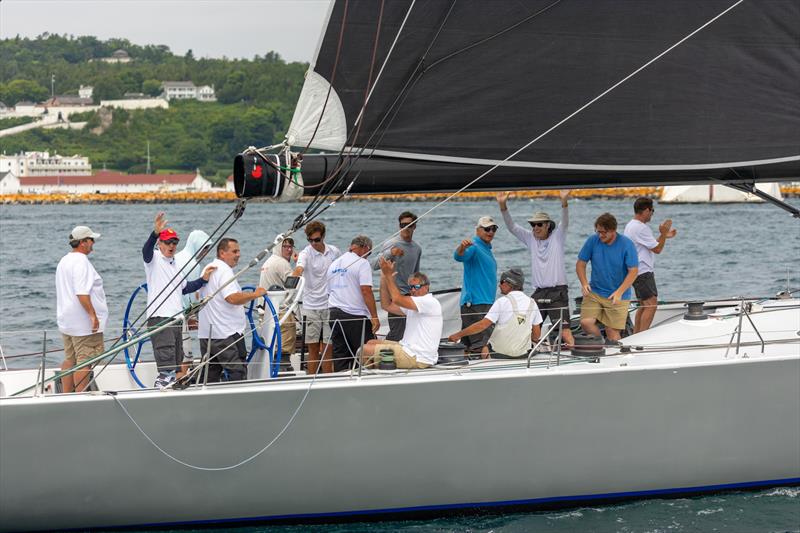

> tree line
[0,34,308,182]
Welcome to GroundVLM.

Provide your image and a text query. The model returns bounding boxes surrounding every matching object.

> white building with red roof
[9,170,212,194]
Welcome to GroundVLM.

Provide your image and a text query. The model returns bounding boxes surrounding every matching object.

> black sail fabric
[290,0,800,192]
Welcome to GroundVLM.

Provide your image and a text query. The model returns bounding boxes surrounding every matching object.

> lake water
[0,198,798,531]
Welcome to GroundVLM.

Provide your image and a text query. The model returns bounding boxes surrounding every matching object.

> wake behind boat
[1,1,799,531]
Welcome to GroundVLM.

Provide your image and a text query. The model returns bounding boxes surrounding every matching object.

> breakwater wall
[3,186,798,205]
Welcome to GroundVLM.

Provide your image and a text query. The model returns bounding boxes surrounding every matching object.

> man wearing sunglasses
[361,257,442,369]
[453,216,498,359]
[497,190,574,349]
[371,211,422,342]
[292,221,341,375]
[623,197,677,333]
[143,212,216,388]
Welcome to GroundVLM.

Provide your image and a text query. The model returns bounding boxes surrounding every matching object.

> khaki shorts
[62,332,104,365]
[280,311,297,354]
[370,341,431,369]
[302,307,331,344]
[580,292,630,330]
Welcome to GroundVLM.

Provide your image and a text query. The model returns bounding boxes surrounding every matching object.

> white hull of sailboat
[1,300,799,531]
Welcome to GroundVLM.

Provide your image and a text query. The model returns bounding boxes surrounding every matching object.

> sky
[0,0,333,63]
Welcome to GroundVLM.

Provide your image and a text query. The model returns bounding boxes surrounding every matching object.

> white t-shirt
[198,258,245,339]
[485,291,543,327]
[144,250,187,318]
[296,244,340,310]
[327,251,373,317]
[55,252,109,336]
[624,219,658,274]
[398,293,443,365]
[501,206,568,289]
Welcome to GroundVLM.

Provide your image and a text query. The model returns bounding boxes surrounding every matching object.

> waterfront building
[0,151,92,177]
[10,170,213,194]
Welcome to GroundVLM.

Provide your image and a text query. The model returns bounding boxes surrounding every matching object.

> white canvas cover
[286,70,347,152]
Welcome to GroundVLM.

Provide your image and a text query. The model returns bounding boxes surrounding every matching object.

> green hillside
[0,34,307,182]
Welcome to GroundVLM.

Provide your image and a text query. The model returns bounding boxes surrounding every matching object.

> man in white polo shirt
[362,258,443,369]
[199,237,266,382]
[449,268,543,359]
[292,221,340,374]
[143,212,216,388]
[327,235,379,372]
[56,225,108,392]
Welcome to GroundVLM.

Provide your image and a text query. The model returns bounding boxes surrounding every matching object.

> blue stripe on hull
[99,477,800,531]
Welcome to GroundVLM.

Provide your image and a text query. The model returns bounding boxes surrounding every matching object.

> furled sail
[287,0,800,193]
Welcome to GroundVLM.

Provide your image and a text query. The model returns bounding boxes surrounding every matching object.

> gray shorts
[460,303,493,353]
[302,307,332,344]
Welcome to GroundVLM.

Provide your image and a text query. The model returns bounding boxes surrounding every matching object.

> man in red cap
[143,212,215,388]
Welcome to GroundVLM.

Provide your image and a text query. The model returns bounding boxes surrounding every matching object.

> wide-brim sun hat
[527,212,553,224]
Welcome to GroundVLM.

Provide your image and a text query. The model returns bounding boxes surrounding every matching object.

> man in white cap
[449,268,543,359]
[55,225,108,392]
[497,191,574,348]
[453,216,498,358]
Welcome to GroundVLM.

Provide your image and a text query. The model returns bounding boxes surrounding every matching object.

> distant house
[96,49,132,64]
[0,171,20,195]
[197,85,217,102]
[226,174,235,192]
[160,81,216,102]
[78,85,94,99]
[16,170,213,194]
[100,98,169,111]
[161,81,197,100]
[0,101,8,114]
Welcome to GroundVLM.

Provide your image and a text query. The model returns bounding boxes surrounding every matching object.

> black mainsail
[286,0,800,194]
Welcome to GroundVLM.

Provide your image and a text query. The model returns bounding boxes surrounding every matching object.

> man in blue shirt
[454,216,498,358]
[576,213,638,342]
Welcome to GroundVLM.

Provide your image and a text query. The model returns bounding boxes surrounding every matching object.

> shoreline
[2,186,798,204]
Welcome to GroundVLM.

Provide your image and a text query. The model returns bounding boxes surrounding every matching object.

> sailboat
[660,183,784,203]
[1,1,799,531]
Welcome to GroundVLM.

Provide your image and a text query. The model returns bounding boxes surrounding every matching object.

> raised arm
[497,192,532,244]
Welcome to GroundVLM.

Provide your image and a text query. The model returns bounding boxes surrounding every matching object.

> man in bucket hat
[497,191,575,348]
[453,215,498,358]
[56,225,107,392]
[143,212,216,388]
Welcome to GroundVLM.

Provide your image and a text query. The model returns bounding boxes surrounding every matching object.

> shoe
[154,372,176,389]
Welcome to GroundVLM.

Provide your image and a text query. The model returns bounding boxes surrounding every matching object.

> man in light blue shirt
[454,215,498,358]
[576,213,638,342]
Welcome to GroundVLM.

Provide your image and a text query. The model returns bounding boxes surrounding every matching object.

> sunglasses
[162,238,179,245]
[529,222,547,228]
[481,225,498,233]
[400,221,417,229]
[308,237,323,243]
[410,283,428,290]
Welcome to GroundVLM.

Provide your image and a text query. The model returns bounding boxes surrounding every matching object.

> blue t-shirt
[453,236,497,305]
[578,233,638,299]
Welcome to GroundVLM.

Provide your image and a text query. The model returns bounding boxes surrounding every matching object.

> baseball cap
[476,216,497,229]
[500,268,525,290]
[69,226,101,241]
[159,228,179,241]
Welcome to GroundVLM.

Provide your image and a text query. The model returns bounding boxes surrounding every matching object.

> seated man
[361,257,443,369]
[448,268,543,359]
